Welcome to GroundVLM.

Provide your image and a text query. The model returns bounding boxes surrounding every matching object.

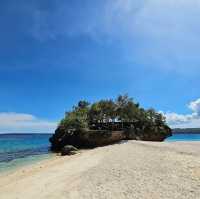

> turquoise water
[165,133,200,141]
[0,133,199,173]
[0,134,53,173]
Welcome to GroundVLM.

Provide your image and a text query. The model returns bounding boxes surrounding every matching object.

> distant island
[173,128,200,134]
[50,94,172,154]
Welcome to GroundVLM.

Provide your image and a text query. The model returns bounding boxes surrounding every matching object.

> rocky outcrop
[50,95,172,154]
[125,125,172,141]
[49,124,172,152]
[80,130,126,147]
[61,145,78,156]
[49,127,126,151]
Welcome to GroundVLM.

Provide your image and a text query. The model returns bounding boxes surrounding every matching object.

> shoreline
[0,153,54,175]
[0,141,200,199]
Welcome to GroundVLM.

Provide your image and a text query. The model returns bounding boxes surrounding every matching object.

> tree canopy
[50,94,171,151]
[59,94,167,131]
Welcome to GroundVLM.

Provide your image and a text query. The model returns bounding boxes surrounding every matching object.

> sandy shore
[0,141,200,199]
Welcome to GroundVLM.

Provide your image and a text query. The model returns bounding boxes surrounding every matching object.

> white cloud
[0,112,57,134]
[163,98,200,128]
[28,0,200,74]
[188,98,200,115]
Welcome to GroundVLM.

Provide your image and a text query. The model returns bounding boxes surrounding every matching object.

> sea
[165,133,200,142]
[0,133,53,173]
[0,133,200,173]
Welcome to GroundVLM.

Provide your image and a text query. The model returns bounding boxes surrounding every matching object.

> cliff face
[49,128,126,151]
[49,125,172,152]
[125,125,172,141]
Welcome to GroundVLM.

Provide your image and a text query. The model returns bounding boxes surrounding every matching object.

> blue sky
[0,0,200,133]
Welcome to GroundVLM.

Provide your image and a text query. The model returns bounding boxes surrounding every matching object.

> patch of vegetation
[50,94,171,151]
[59,94,167,131]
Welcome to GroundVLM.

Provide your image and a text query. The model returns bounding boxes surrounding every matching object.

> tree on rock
[50,94,172,152]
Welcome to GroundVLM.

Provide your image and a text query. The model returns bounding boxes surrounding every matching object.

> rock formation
[49,94,172,153]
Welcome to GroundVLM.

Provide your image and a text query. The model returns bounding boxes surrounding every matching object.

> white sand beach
[0,141,200,199]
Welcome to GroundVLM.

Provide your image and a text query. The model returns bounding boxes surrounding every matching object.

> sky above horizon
[0,0,200,133]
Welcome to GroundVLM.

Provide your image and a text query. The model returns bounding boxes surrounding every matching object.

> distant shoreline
[172,128,200,134]
[173,132,200,134]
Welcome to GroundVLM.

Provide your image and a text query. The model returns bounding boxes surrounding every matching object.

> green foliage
[115,94,141,122]
[89,100,116,122]
[60,100,90,130]
[59,95,167,131]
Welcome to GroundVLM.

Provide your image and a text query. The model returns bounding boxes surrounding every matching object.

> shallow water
[0,134,53,173]
[1,133,199,173]
[165,133,200,141]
